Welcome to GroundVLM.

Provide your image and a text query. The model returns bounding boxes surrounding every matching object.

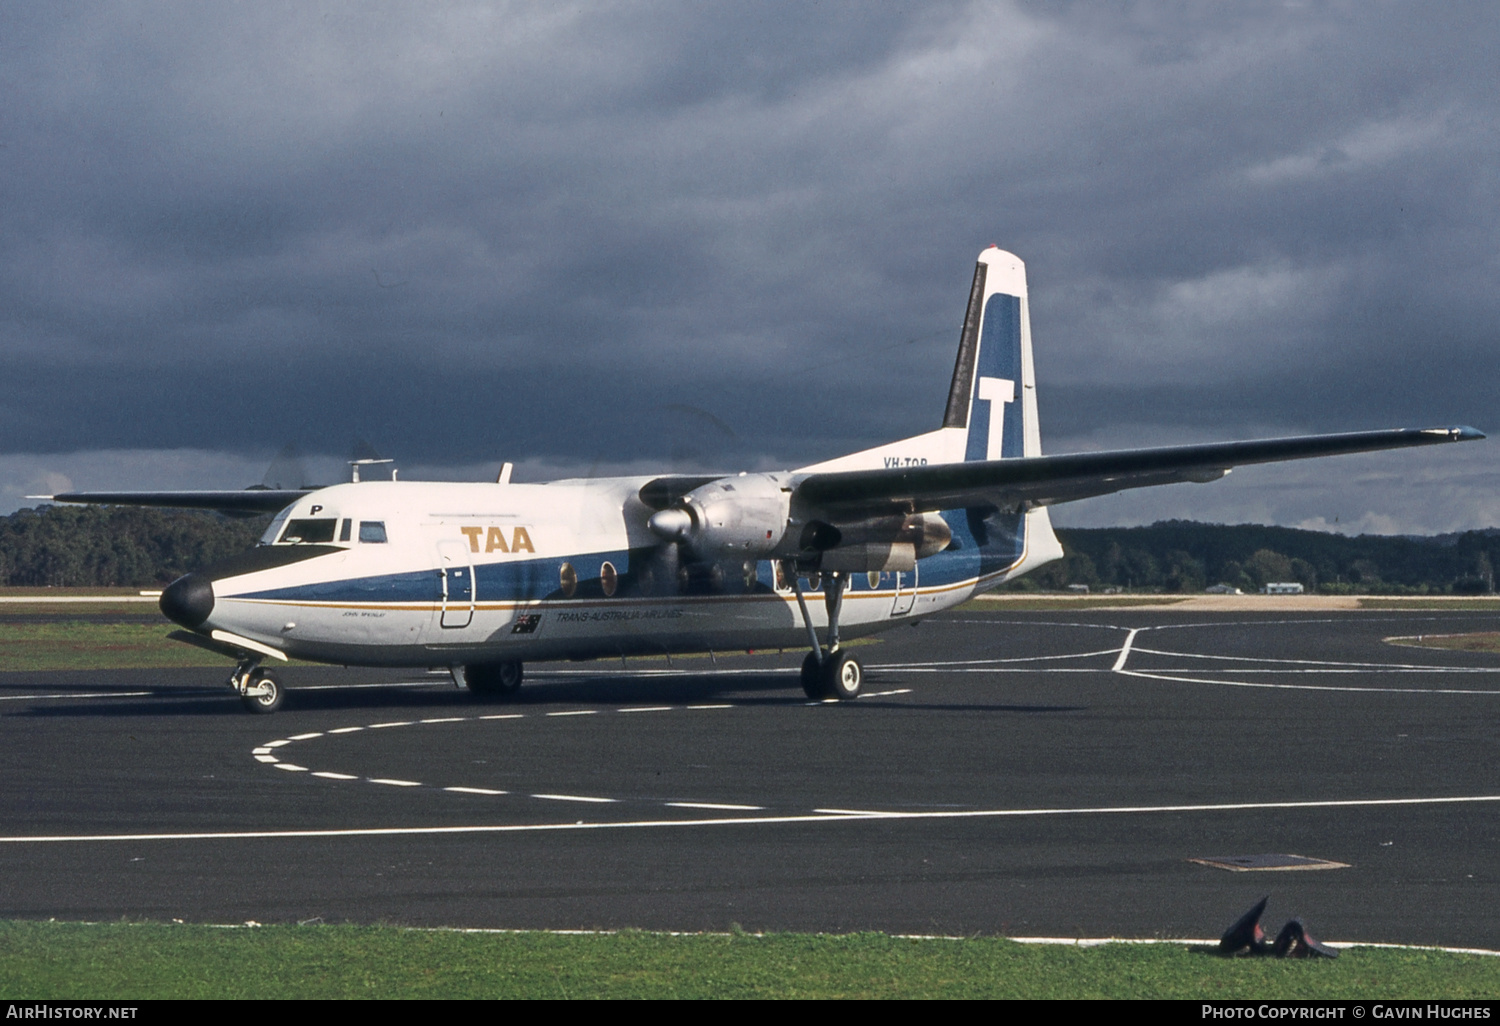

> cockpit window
[339,518,352,542]
[359,521,388,544]
[279,518,337,544]
[260,508,292,546]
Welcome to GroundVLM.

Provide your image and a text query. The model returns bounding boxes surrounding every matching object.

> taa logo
[458,526,535,554]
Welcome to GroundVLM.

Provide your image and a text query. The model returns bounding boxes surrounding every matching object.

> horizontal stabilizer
[793,426,1484,514]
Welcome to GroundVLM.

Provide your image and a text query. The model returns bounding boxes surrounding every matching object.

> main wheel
[468,660,524,698]
[800,650,829,700]
[824,650,863,700]
[241,671,284,714]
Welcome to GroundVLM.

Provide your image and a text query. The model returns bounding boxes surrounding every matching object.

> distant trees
[0,506,269,587]
[2,505,1498,595]
[1004,520,1500,595]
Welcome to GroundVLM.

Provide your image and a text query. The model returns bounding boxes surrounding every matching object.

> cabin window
[559,562,577,598]
[600,561,618,597]
[279,518,337,544]
[359,521,388,544]
[339,519,352,542]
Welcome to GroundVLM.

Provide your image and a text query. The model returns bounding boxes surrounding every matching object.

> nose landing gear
[230,659,284,714]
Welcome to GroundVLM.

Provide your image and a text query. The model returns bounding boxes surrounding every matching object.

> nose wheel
[238,666,285,714]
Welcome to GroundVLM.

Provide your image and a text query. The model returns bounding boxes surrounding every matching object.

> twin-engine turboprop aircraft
[47,248,1484,712]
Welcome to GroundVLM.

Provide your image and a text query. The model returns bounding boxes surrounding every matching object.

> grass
[0,587,152,597]
[1385,631,1500,654]
[1,923,1497,1000]
[1359,598,1500,610]
[0,620,225,671]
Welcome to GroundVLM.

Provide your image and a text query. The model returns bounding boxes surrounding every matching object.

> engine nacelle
[798,512,952,562]
[647,473,791,558]
[818,542,918,573]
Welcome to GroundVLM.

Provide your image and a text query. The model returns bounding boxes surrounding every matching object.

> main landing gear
[230,659,284,714]
[792,569,863,701]
[461,660,525,699]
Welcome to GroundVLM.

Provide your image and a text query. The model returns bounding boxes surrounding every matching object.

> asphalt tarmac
[2,607,1498,948]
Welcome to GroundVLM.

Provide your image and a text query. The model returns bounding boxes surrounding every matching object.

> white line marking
[1132,647,1499,670]
[251,747,273,755]
[479,713,524,720]
[859,689,912,698]
[328,726,364,734]
[368,721,412,728]
[531,793,617,804]
[887,667,1108,674]
[369,778,422,787]
[273,764,308,772]
[265,740,291,748]
[1111,628,1141,673]
[665,802,765,811]
[0,691,153,702]
[618,706,673,713]
[1118,668,1500,695]
[876,648,1124,668]
[287,732,323,741]
[9,793,1498,843]
[546,710,597,717]
[445,787,507,796]
[253,755,278,763]
[686,704,732,710]
[421,717,465,724]
[1135,668,1499,675]
[312,772,358,780]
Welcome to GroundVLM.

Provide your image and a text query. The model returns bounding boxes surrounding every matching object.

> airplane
[43,247,1484,713]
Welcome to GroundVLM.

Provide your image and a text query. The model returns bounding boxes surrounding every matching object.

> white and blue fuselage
[181,473,1060,667]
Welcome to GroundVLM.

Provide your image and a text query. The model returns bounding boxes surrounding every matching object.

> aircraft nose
[160,572,215,629]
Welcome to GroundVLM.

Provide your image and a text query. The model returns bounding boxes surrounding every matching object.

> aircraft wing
[792,426,1484,515]
[39,489,312,514]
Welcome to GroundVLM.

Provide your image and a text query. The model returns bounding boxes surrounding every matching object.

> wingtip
[1420,426,1485,441]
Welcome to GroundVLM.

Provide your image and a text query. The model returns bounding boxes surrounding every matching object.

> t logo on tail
[976,376,1016,460]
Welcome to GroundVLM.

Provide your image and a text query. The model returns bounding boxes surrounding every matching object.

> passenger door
[891,564,917,616]
[438,539,475,628]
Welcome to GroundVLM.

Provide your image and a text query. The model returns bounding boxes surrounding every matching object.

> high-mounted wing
[38,489,312,514]
[792,426,1483,516]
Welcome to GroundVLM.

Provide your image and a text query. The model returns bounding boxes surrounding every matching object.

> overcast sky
[2,2,1496,533]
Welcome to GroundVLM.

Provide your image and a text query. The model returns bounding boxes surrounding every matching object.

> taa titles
[46,248,1484,712]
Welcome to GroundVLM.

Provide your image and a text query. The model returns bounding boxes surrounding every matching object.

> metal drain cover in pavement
[1189,853,1350,872]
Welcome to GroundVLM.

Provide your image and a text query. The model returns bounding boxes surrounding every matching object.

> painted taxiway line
[1111,629,1141,672]
[1130,646,1500,670]
[1117,668,1500,695]
[5,793,1499,844]
[0,691,153,702]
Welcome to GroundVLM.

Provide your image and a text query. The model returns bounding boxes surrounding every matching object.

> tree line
[1013,520,1498,595]
[1,505,1497,595]
[0,506,270,588]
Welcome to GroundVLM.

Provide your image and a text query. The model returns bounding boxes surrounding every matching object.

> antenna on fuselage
[349,458,394,483]
[496,462,514,484]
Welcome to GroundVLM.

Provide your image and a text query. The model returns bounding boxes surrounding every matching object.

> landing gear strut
[792,568,863,701]
[230,658,284,714]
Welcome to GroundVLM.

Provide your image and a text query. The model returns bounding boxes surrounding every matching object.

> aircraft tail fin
[942,247,1041,461]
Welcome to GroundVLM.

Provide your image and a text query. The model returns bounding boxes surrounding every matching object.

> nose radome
[160,573,214,629]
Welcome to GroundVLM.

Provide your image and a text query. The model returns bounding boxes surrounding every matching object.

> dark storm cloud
[0,3,1495,527]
